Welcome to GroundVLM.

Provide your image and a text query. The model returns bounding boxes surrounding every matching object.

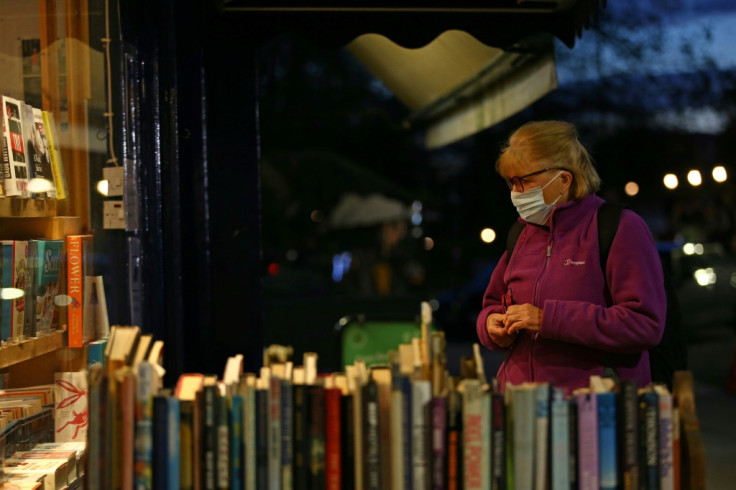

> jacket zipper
[530,240,553,380]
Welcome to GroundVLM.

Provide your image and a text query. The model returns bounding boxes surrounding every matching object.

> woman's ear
[560,170,573,190]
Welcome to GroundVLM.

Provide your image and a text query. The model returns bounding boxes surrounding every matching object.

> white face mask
[510,171,564,225]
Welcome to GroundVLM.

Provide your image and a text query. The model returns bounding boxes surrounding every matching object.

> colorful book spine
[230,394,244,490]
[2,240,28,341]
[325,386,342,490]
[203,382,218,490]
[153,392,181,490]
[65,235,85,347]
[179,399,195,490]
[576,392,599,490]
[292,383,309,490]
[598,391,618,490]
[26,239,63,336]
[134,362,155,489]
[255,385,269,490]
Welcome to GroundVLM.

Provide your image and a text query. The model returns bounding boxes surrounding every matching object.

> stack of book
[81,322,705,490]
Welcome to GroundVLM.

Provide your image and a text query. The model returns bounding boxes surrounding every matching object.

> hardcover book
[65,234,93,347]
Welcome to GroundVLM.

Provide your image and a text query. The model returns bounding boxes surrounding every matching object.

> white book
[411,379,432,490]
[654,384,675,490]
[1,95,30,197]
[535,383,551,490]
[462,378,484,490]
[550,388,570,490]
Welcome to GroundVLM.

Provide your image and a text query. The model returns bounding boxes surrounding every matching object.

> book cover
[29,107,56,198]
[25,239,63,337]
[412,378,432,490]
[618,379,639,490]
[41,110,68,200]
[325,386,342,490]
[597,391,618,490]
[576,391,599,490]
[65,234,93,347]
[54,371,88,443]
[639,389,660,490]
[1,95,30,197]
[549,387,569,490]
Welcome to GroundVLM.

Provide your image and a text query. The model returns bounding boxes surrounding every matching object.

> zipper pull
[547,244,552,257]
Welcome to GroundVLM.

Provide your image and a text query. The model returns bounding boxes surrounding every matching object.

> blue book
[153,390,181,490]
[26,239,63,336]
[135,361,155,489]
[230,394,244,490]
[550,388,569,490]
[88,338,109,367]
[1,241,12,341]
[597,391,618,490]
[399,375,413,490]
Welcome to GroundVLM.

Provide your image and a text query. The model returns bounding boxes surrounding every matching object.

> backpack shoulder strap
[597,201,625,270]
[506,220,525,262]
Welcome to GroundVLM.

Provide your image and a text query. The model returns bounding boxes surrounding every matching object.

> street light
[480,228,496,244]
[713,165,728,183]
[624,181,639,196]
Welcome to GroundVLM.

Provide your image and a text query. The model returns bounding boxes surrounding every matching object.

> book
[254,379,269,490]
[672,371,706,490]
[65,234,93,347]
[653,384,675,490]
[230,394,245,490]
[549,387,569,490]
[179,399,196,490]
[25,239,63,337]
[308,383,327,489]
[576,390,599,490]
[202,376,219,490]
[134,361,156,489]
[340,381,355,490]
[431,394,447,490]
[118,367,137,489]
[28,106,56,198]
[509,383,538,490]
[462,378,484,490]
[1,95,30,197]
[446,381,463,490]
[41,110,68,200]
[3,458,68,490]
[325,385,342,490]
[268,374,282,490]
[83,275,110,341]
[153,390,181,490]
[8,450,77,483]
[618,379,639,490]
[1,240,29,341]
[412,378,432,490]
[534,383,550,490]
[241,373,257,490]
[1,241,15,341]
[596,389,618,490]
[86,362,107,489]
[215,385,229,490]
[54,371,88,443]
[363,375,381,490]
[371,366,393,490]
[639,388,660,490]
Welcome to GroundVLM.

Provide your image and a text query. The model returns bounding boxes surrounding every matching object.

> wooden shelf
[0,197,57,218]
[0,215,81,240]
[0,330,66,370]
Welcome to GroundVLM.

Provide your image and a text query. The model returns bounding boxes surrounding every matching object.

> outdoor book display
[2,316,704,489]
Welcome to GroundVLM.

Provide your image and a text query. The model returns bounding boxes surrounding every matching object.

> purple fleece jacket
[476,194,666,394]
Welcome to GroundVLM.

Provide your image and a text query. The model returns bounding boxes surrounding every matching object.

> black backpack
[505,201,687,388]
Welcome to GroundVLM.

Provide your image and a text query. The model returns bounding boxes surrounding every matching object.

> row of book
[0,95,67,200]
[1,441,86,489]
[82,321,705,490]
[1,234,107,347]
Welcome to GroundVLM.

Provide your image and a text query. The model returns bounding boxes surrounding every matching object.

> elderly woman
[476,120,666,393]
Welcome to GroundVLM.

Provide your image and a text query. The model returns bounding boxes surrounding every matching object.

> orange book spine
[66,235,83,347]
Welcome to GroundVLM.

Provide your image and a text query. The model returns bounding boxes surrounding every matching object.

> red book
[65,234,92,347]
[325,387,342,490]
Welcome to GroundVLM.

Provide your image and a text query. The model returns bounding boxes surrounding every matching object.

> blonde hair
[496,120,600,199]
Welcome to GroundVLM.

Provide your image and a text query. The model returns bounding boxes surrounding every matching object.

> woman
[476,120,666,393]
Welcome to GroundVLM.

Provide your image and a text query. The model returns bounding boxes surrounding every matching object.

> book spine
[281,379,294,490]
[292,384,309,490]
[412,379,432,490]
[325,387,342,490]
[400,375,413,490]
[268,377,282,490]
[657,389,674,490]
[618,380,639,490]
[390,386,404,490]
[255,387,269,490]
[512,386,537,490]
[568,396,578,490]
[341,393,355,490]
[134,362,155,490]
[363,378,381,490]
[10,241,28,341]
[23,239,38,339]
[598,392,618,490]
[431,395,447,490]
[576,392,599,490]
[167,396,182,490]
[639,392,659,490]
[446,387,462,490]
[309,385,327,490]
[41,110,67,199]
[550,388,569,490]
[244,383,257,490]
[463,379,484,490]
[1,243,13,341]
[1,95,29,197]
[230,394,244,490]
[180,400,195,490]
[534,385,550,490]
[66,235,83,347]
[203,383,218,490]
[491,392,505,490]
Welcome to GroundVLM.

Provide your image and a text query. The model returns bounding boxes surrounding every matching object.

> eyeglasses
[505,167,567,191]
